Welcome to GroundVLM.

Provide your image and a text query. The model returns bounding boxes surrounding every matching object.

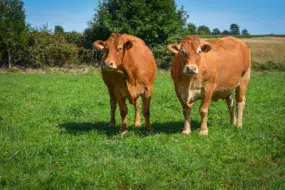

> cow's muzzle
[103,61,117,69]
[183,65,198,75]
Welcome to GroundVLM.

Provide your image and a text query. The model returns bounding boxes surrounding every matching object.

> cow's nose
[104,61,116,68]
[184,65,198,74]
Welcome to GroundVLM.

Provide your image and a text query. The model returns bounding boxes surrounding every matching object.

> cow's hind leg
[108,89,117,128]
[134,97,141,127]
[142,87,153,134]
[117,97,128,135]
[236,69,250,127]
[225,94,236,125]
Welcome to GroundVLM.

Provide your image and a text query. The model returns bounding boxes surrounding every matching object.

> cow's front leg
[182,106,192,135]
[133,97,141,127]
[199,88,213,136]
[108,89,117,128]
[117,98,128,135]
[175,85,192,135]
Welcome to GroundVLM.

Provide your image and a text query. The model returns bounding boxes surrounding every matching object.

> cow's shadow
[58,120,201,137]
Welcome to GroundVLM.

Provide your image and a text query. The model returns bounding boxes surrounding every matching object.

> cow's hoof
[237,122,242,127]
[231,119,237,125]
[182,130,191,135]
[134,119,141,127]
[120,126,128,136]
[200,129,208,136]
[108,122,116,128]
[147,129,154,135]
[120,130,128,136]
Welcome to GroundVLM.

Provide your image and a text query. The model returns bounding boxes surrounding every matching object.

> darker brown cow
[167,36,250,135]
[94,33,156,135]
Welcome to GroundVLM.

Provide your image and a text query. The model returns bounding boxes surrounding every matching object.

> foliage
[0,0,27,68]
[54,25,64,33]
[187,23,197,35]
[230,23,240,35]
[242,29,249,35]
[222,30,230,35]
[197,25,211,35]
[212,28,221,35]
[85,0,189,45]
[0,72,284,188]
[64,31,84,47]
[20,30,79,67]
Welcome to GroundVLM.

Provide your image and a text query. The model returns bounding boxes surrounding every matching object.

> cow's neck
[119,63,136,86]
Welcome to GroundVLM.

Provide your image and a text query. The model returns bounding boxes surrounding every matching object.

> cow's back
[201,37,250,86]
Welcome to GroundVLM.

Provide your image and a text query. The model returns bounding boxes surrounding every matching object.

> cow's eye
[118,46,123,51]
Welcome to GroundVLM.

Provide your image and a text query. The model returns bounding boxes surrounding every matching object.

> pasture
[246,37,285,71]
[0,71,284,189]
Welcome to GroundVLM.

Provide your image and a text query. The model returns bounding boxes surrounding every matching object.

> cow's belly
[212,83,239,101]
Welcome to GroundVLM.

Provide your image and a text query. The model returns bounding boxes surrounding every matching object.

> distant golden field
[245,37,285,70]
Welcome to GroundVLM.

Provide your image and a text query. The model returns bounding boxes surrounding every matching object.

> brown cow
[94,33,156,135]
[167,36,250,135]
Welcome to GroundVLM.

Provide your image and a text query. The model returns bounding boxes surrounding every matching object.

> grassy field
[0,71,284,189]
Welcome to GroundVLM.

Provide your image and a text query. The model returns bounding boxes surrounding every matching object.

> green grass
[0,70,284,189]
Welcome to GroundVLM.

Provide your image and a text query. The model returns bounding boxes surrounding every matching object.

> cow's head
[93,33,133,70]
[167,36,211,75]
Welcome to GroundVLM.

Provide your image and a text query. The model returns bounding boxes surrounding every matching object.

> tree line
[0,0,250,69]
[187,23,249,36]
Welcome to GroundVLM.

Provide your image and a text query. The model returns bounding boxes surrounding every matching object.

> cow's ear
[124,40,133,50]
[167,44,181,54]
[93,40,106,51]
[201,44,211,53]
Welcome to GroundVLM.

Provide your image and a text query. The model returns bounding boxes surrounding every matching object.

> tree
[55,25,64,33]
[197,25,211,35]
[230,24,240,35]
[242,29,249,35]
[222,30,230,35]
[212,28,221,35]
[187,23,197,35]
[65,31,84,47]
[0,0,27,69]
[86,0,189,45]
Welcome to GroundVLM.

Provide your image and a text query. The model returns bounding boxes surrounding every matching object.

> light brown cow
[94,33,156,135]
[167,36,250,135]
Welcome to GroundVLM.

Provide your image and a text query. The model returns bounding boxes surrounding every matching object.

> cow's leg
[225,94,236,125]
[117,97,128,135]
[175,85,192,135]
[142,87,153,134]
[199,88,213,136]
[236,69,250,127]
[133,97,141,127]
[182,106,192,135]
[108,89,117,127]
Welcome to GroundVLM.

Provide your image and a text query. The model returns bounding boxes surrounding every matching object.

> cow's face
[167,36,211,75]
[93,33,133,70]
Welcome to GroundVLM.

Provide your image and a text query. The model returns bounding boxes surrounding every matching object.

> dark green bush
[20,31,79,67]
[252,61,285,71]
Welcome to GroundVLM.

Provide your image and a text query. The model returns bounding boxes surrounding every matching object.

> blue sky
[24,0,285,34]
